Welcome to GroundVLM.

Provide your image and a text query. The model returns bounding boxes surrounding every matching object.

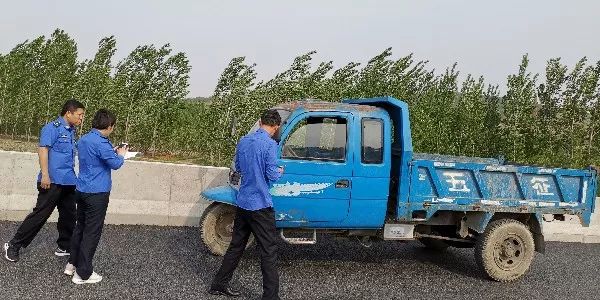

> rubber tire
[419,238,450,251]
[475,219,535,282]
[200,203,254,256]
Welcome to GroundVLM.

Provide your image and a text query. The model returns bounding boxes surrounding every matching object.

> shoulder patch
[53,121,61,127]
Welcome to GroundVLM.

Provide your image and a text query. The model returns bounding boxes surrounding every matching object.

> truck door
[350,117,391,205]
[272,112,352,223]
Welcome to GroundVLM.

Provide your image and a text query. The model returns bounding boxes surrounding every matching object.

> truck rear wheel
[200,203,254,256]
[475,219,535,282]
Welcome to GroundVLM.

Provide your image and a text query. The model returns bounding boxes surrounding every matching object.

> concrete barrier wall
[0,150,228,227]
[0,150,598,243]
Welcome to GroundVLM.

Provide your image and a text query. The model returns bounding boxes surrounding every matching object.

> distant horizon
[2,0,599,97]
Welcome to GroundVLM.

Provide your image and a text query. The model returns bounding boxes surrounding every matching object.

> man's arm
[38,124,56,189]
[38,147,51,189]
[265,142,282,183]
[99,142,125,170]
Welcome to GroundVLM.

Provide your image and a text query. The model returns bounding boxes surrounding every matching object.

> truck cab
[270,100,393,228]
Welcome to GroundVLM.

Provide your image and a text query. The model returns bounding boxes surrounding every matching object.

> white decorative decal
[434,162,456,167]
[481,200,502,206]
[486,165,508,172]
[519,200,537,206]
[276,213,293,220]
[582,181,588,204]
[443,172,471,192]
[433,197,455,203]
[530,177,554,196]
[270,182,333,197]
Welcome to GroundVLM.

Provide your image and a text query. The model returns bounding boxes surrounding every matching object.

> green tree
[41,29,78,123]
[209,56,257,164]
[0,54,6,133]
[483,84,501,157]
[148,47,191,154]
[112,45,160,145]
[499,55,538,163]
[588,63,600,167]
[536,58,567,164]
[454,75,487,157]
[354,48,393,98]
[73,36,117,134]
[2,41,32,136]
[553,58,595,167]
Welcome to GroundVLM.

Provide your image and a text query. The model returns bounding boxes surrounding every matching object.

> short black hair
[260,109,281,126]
[60,99,85,116]
[91,109,117,130]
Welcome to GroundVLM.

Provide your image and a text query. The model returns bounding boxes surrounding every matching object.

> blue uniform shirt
[235,128,282,211]
[37,117,77,185]
[76,129,125,193]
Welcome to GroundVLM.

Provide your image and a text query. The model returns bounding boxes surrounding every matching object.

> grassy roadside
[0,136,220,167]
[0,135,38,153]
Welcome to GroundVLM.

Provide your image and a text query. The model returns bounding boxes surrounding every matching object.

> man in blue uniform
[64,109,127,284]
[4,99,85,262]
[209,109,283,300]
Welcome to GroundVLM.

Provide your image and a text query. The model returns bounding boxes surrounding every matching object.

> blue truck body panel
[403,159,597,226]
[201,96,598,231]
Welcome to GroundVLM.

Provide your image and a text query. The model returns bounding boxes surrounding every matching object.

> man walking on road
[4,99,85,262]
[209,109,284,300]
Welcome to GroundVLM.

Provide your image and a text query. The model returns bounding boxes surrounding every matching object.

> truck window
[361,118,383,164]
[282,116,347,162]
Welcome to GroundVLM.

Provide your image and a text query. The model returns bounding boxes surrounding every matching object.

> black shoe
[4,242,19,262]
[208,287,241,297]
[54,247,70,257]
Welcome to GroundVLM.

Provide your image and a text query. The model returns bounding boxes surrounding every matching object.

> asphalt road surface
[1,221,599,300]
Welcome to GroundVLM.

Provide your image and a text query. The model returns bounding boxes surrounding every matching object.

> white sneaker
[64,263,76,276]
[72,271,103,284]
[54,247,70,257]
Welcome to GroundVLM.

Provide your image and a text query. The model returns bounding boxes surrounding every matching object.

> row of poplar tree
[0,29,190,155]
[1,29,599,170]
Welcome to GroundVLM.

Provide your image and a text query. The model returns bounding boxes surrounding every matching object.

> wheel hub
[215,212,235,242]
[494,235,524,271]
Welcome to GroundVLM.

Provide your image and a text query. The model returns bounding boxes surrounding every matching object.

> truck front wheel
[200,203,254,256]
[475,219,535,282]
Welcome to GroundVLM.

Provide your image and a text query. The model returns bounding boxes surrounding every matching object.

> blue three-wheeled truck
[201,96,598,282]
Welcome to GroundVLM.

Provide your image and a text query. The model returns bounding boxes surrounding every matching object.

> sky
[1,0,599,97]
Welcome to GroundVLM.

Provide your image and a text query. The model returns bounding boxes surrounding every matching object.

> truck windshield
[281,116,347,162]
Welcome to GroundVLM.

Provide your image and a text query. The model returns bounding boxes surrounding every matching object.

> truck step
[280,229,317,245]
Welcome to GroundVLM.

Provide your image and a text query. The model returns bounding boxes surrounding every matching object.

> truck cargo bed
[401,158,597,226]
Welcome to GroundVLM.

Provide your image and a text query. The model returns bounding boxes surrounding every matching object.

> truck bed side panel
[400,160,597,226]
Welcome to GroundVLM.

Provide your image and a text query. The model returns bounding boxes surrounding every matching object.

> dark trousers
[212,207,280,300]
[68,192,109,280]
[10,183,76,250]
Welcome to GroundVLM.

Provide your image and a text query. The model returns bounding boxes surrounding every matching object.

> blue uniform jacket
[37,117,77,185]
[235,128,282,211]
[76,129,125,193]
